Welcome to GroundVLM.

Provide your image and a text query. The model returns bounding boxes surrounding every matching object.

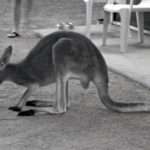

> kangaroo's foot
[8,106,22,112]
[18,106,66,116]
[18,109,36,116]
[26,100,54,107]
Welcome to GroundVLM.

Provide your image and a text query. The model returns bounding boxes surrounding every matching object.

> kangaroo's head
[0,46,12,83]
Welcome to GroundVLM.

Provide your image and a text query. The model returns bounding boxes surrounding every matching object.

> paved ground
[0,0,150,150]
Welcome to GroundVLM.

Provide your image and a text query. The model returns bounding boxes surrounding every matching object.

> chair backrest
[106,0,134,9]
[140,0,150,4]
[93,0,107,2]
[83,0,107,3]
[141,0,149,2]
[107,0,126,4]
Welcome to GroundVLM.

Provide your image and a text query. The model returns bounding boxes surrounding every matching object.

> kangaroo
[1,31,150,116]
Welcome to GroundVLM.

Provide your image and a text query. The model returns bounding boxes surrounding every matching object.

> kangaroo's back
[18,31,108,86]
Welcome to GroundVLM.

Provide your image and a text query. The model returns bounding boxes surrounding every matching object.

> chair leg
[120,10,130,52]
[85,0,93,37]
[136,12,144,43]
[102,11,110,46]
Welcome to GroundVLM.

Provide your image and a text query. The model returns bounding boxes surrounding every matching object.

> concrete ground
[0,0,150,150]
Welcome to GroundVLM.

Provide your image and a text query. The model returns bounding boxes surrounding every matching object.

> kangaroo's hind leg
[18,72,68,116]
[55,73,68,113]
[25,81,69,108]
[66,80,70,108]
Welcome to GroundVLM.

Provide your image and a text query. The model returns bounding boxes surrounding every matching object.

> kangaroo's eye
[0,62,5,66]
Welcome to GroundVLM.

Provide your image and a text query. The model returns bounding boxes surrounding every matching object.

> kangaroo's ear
[0,46,13,70]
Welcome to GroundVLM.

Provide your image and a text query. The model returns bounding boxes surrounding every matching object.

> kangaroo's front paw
[18,109,36,116]
[8,106,21,112]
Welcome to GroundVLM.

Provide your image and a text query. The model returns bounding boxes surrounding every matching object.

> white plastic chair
[102,0,150,52]
[83,0,107,37]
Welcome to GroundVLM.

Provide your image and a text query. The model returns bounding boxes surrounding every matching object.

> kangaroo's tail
[94,81,150,113]
[100,95,150,113]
